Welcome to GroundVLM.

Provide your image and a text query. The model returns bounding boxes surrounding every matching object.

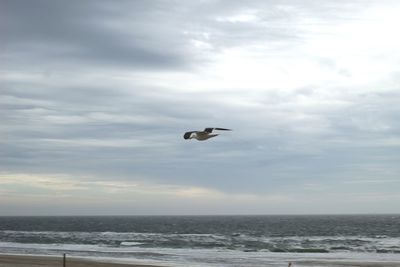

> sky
[1,0,400,216]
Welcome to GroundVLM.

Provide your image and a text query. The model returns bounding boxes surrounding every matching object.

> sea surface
[0,215,400,266]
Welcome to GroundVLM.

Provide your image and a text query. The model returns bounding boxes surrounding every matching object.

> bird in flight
[183,128,232,141]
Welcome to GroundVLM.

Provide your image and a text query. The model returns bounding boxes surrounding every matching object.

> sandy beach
[1,254,400,267]
[0,254,163,267]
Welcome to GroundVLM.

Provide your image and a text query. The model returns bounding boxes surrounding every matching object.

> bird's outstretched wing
[204,127,232,133]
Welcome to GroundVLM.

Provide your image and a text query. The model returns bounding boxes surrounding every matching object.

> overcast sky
[1,0,400,215]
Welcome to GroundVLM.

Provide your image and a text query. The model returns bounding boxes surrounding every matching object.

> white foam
[1,241,400,267]
[120,242,142,246]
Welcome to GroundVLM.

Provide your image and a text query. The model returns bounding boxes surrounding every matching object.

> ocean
[0,215,399,266]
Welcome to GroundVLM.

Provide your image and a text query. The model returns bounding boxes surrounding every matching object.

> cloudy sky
[1,0,400,215]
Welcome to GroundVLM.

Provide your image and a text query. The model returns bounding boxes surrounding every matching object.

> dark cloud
[1,0,192,70]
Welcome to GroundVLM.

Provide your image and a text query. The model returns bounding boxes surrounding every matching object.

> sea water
[0,215,399,266]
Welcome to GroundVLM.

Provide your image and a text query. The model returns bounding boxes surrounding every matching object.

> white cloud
[0,172,296,214]
[216,10,260,23]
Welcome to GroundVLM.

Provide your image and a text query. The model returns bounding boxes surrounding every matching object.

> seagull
[183,127,232,141]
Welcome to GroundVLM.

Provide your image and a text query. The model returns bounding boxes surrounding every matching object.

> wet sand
[295,260,400,267]
[0,254,164,267]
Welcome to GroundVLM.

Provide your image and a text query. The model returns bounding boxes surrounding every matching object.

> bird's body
[183,128,231,141]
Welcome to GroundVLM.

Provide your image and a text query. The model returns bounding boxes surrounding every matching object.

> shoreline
[296,260,400,267]
[0,254,165,267]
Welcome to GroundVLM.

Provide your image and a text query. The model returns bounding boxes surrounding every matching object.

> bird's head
[183,132,194,140]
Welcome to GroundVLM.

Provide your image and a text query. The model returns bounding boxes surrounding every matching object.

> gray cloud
[1,0,193,70]
[1,0,368,71]
[1,0,400,214]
